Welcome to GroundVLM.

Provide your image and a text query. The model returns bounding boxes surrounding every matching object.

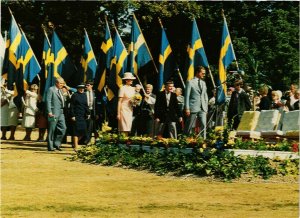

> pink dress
[118,85,135,131]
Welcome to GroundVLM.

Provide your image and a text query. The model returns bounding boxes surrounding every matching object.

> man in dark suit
[184,66,208,139]
[84,80,97,144]
[154,81,182,139]
[227,80,252,130]
[46,77,67,151]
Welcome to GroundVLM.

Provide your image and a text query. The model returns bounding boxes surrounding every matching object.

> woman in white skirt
[22,84,39,141]
[1,81,10,140]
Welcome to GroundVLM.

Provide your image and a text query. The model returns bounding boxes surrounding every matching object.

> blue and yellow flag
[108,28,128,101]
[6,11,22,90]
[218,16,236,97]
[44,31,77,98]
[94,19,113,93]
[186,18,208,81]
[80,29,97,82]
[158,26,174,92]
[42,32,52,79]
[127,14,152,75]
[18,30,41,85]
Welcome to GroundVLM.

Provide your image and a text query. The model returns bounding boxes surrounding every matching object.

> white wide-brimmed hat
[122,72,136,80]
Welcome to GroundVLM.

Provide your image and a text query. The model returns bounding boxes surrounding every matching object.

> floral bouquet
[131,94,142,107]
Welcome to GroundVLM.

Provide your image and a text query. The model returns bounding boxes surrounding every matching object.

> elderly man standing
[154,80,182,139]
[184,66,208,139]
[46,77,67,151]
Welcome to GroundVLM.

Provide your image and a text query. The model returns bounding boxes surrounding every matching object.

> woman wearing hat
[22,84,39,140]
[117,72,136,135]
[70,83,90,150]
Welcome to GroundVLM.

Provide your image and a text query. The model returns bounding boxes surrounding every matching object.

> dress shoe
[1,136,7,140]
[23,136,31,141]
[9,136,15,140]
[48,149,55,152]
[72,147,78,153]
[55,147,62,151]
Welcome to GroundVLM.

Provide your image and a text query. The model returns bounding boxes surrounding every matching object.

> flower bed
[95,129,299,152]
[70,131,299,181]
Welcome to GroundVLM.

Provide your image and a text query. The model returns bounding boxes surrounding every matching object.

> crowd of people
[1,66,299,152]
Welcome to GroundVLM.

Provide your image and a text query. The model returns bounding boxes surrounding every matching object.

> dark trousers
[85,111,96,144]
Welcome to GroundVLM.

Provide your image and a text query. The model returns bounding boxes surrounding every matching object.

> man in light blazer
[46,77,67,151]
[184,66,208,139]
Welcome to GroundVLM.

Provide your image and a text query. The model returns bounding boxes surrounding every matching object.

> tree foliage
[1,1,298,92]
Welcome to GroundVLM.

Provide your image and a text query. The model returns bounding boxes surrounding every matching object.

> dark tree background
[1,1,298,94]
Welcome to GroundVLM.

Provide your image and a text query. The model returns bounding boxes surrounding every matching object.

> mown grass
[1,129,298,218]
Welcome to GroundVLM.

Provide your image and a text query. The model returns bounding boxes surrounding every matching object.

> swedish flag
[186,18,208,81]
[44,30,77,95]
[218,16,236,95]
[80,29,97,82]
[127,14,152,75]
[94,19,113,93]
[158,26,174,91]
[6,12,22,90]
[18,30,41,85]
[42,32,52,80]
[108,28,127,101]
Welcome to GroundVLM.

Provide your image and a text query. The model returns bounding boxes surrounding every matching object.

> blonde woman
[117,72,136,135]
[22,84,39,140]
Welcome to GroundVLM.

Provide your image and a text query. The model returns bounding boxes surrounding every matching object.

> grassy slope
[1,130,298,218]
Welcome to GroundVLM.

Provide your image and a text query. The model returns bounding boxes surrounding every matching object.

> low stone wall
[225,149,299,159]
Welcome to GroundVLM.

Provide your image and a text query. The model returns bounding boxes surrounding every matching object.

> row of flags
[1,10,237,107]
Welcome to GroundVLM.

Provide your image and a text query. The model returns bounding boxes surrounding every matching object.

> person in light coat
[184,66,208,139]
[1,81,10,140]
[22,84,39,140]
[1,81,19,140]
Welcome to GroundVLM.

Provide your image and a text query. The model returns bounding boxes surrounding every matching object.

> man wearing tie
[184,66,208,139]
[46,77,67,151]
[84,80,96,144]
[154,80,182,139]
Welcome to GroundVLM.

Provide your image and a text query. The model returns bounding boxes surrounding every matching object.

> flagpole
[133,13,158,74]
[176,68,186,89]
[207,66,216,88]
[41,24,51,46]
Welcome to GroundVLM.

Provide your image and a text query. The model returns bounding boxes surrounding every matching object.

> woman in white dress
[22,84,39,140]
[117,72,136,135]
[1,81,10,140]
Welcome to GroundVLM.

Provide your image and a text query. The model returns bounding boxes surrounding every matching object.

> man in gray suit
[184,66,208,139]
[46,77,67,151]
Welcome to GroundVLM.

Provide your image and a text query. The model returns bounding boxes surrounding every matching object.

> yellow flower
[227,139,235,145]
[101,122,112,132]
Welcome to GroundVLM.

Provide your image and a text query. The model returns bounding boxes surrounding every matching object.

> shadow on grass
[2,204,117,214]
[1,140,75,155]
